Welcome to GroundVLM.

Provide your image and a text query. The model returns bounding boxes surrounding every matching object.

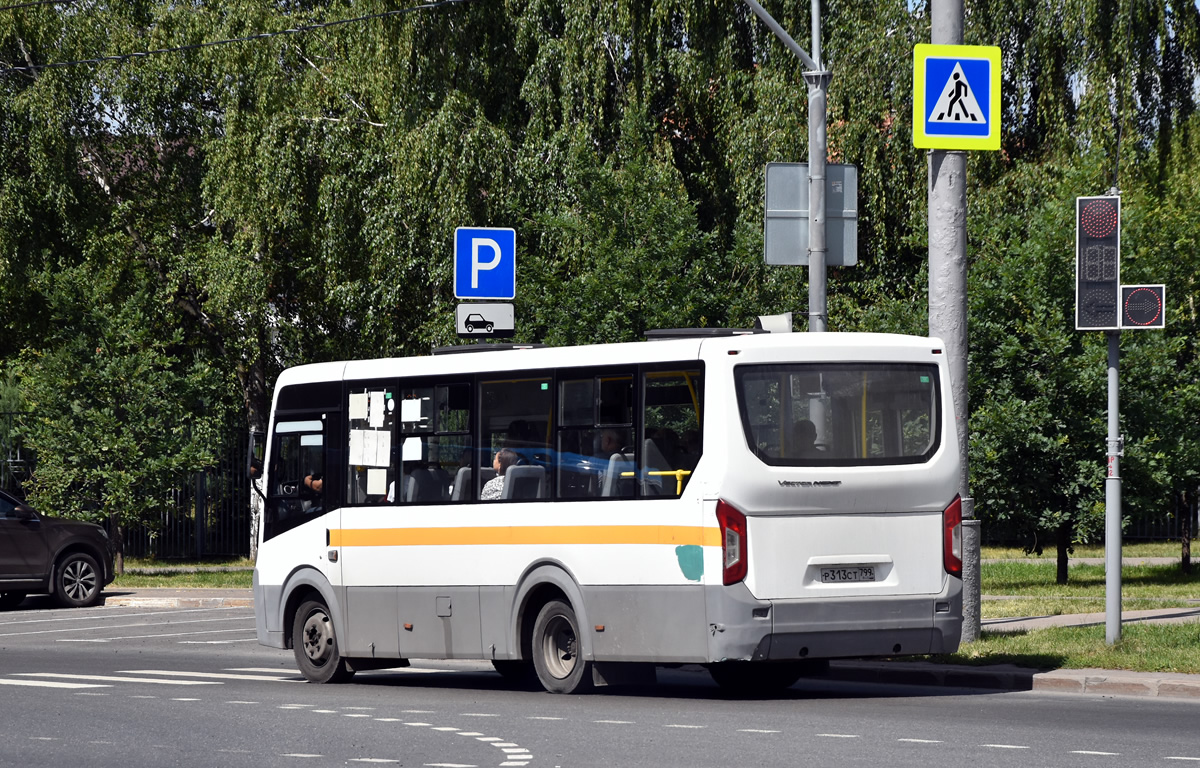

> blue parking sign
[454,227,516,300]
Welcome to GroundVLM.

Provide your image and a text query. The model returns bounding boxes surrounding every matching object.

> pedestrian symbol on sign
[931,64,982,123]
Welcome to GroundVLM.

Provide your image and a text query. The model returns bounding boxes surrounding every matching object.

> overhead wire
[0,0,472,76]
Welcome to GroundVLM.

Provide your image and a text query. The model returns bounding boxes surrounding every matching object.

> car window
[0,493,17,519]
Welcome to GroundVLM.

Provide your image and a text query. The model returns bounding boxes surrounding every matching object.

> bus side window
[555,373,634,500]
[346,386,397,505]
[641,369,702,497]
[265,418,326,541]
[480,375,552,501]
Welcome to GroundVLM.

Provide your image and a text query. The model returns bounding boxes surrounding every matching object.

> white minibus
[253,330,963,694]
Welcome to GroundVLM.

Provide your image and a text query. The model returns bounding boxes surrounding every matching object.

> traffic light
[1121,284,1166,329]
[1075,196,1120,330]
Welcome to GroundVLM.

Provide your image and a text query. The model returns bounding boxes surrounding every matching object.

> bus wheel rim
[541,614,577,679]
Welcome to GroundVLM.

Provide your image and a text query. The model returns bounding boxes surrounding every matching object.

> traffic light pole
[1106,330,1122,644]
[929,0,980,644]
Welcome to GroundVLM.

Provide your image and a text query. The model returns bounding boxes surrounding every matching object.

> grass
[983,541,1187,560]
[111,557,254,589]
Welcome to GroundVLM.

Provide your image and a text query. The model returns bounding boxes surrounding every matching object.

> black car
[0,489,114,609]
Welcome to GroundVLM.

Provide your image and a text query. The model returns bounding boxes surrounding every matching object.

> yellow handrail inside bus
[620,469,693,495]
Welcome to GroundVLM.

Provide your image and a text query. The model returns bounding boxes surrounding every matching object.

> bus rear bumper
[707,579,963,662]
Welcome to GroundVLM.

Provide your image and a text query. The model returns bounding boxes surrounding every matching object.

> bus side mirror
[247,431,266,480]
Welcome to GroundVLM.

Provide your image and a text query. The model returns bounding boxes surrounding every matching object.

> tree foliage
[0,0,1198,569]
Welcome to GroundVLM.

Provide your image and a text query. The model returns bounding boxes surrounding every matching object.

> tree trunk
[110,514,125,575]
[1056,520,1071,585]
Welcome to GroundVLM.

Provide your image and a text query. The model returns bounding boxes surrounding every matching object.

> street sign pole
[741,0,830,332]
[928,0,979,645]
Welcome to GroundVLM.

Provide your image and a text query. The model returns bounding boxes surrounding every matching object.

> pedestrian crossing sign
[913,44,1001,150]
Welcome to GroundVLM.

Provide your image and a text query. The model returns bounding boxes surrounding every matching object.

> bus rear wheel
[531,599,593,694]
[292,599,355,684]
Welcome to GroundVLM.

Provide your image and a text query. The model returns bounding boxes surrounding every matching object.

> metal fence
[1,413,252,559]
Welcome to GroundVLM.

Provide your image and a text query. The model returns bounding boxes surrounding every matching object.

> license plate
[820,566,875,583]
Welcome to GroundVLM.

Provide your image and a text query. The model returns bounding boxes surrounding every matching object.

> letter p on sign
[454,227,516,300]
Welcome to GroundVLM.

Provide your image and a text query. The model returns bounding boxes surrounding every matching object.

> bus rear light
[943,495,963,577]
[716,499,748,585]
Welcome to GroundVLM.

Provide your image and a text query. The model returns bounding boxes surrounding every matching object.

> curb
[827,660,1200,700]
[103,595,254,608]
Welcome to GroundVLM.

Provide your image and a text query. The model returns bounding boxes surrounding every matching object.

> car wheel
[466,323,475,332]
[55,552,102,608]
[0,591,26,610]
[485,323,494,333]
[531,599,593,694]
[292,599,355,683]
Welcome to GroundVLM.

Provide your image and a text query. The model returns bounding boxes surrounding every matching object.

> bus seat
[501,465,547,500]
[405,468,440,503]
[429,467,453,500]
[641,438,672,495]
[601,452,635,498]
[450,467,497,501]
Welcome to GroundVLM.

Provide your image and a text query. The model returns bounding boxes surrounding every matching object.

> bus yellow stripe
[329,525,721,548]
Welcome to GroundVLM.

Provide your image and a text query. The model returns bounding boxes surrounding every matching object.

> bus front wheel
[531,599,593,694]
[292,599,355,684]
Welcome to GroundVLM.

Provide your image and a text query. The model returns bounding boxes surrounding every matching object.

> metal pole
[1106,330,1122,644]
[741,0,830,332]
[928,0,978,642]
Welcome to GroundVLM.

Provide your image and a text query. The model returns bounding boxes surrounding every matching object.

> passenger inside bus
[482,448,519,500]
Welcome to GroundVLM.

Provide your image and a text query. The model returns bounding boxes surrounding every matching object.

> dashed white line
[1165,758,1200,762]
[375,718,402,722]
[15,673,219,686]
[313,710,338,714]
[281,754,323,758]
[980,744,1030,750]
[594,720,633,724]
[1072,751,1119,756]
[0,678,109,690]
[225,700,258,705]
[817,734,859,739]
[456,732,484,736]
[29,737,57,741]
[348,760,400,764]
[899,739,943,744]
[344,714,372,718]
[739,729,780,734]
[476,737,502,742]
[404,722,432,727]
[170,698,201,702]
[664,724,705,729]
[460,713,497,717]
[527,716,563,720]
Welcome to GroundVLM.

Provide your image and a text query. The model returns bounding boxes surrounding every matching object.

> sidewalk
[100,587,1200,700]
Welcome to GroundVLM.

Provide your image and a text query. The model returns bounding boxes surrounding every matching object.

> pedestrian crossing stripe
[913,44,1001,150]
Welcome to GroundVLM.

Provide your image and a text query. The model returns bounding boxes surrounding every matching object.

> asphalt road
[2,601,1200,768]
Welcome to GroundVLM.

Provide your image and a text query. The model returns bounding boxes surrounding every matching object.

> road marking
[1165,758,1200,762]
[3,606,249,627]
[817,734,859,739]
[500,748,530,754]
[1072,751,1119,756]
[981,744,1030,749]
[0,678,109,689]
[527,716,563,721]
[432,726,460,731]
[460,713,498,717]
[225,701,258,705]
[500,763,530,767]
[492,743,519,747]
[279,705,310,709]
[313,710,338,714]
[170,698,201,701]
[476,737,502,741]
[281,754,323,758]
[14,673,219,686]
[345,714,371,718]
[119,670,299,682]
[899,738,943,743]
[739,729,780,734]
[404,722,432,726]
[29,737,57,741]
[456,732,484,736]
[349,760,400,764]
[178,638,259,644]
[74,692,110,696]
[228,667,303,675]
[664,724,705,729]
[594,720,633,724]
[0,615,250,638]
[375,718,402,722]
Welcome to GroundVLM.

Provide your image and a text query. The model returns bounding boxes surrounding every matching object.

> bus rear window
[735,363,940,466]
